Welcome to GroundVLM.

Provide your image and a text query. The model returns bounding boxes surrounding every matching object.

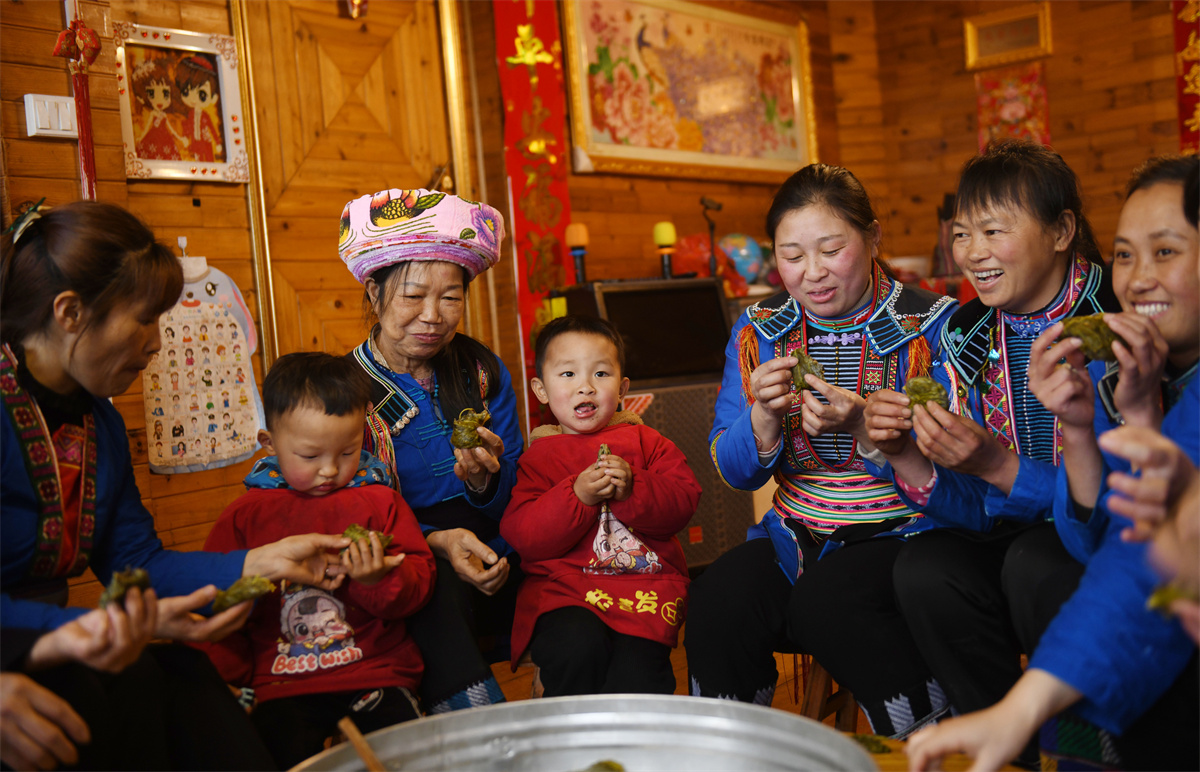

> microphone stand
[703,207,718,279]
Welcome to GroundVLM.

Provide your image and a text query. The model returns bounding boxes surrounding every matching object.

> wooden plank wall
[827,0,1181,260]
[827,2,888,219]
[0,0,262,607]
[563,1,841,279]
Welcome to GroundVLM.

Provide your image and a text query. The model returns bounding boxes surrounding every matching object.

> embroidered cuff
[896,467,938,507]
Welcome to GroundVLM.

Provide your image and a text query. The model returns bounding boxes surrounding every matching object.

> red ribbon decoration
[1173,1,1199,156]
[51,16,100,199]
[493,1,574,430]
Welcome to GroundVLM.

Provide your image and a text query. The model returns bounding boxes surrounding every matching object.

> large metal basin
[293,694,876,771]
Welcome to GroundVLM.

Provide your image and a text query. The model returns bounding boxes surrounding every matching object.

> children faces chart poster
[143,267,264,474]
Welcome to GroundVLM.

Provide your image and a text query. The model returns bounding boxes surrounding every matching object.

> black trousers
[406,556,522,708]
[686,534,948,736]
[20,644,275,771]
[251,687,420,770]
[529,606,676,697]
[684,538,796,705]
[1107,651,1199,771]
[894,523,1083,715]
[790,537,948,736]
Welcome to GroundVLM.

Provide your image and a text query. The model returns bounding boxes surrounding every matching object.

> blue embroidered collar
[244,450,393,491]
[746,270,954,356]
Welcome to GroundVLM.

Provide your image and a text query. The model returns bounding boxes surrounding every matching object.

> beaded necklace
[785,273,886,472]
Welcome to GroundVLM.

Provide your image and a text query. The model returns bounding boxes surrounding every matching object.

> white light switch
[23,94,78,138]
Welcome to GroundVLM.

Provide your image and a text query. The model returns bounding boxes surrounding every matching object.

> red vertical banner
[1173,1,1199,156]
[494,0,574,430]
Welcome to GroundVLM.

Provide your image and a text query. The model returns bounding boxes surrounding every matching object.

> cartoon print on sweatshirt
[584,507,662,575]
[271,585,363,675]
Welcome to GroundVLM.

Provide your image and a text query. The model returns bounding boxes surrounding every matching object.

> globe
[718,233,764,284]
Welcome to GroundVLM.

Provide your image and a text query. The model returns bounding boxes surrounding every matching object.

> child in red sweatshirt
[199,352,435,768]
[501,316,701,696]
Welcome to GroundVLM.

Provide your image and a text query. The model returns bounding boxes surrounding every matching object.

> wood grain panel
[243,0,451,357]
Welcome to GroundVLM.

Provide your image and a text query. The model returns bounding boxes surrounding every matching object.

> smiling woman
[685,163,958,738]
[840,140,1124,767]
[340,189,525,716]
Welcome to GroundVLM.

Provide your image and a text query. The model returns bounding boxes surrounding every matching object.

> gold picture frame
[562,0,816,183]
[964,2,1052,72]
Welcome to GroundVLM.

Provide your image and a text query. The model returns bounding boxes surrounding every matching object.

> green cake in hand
[213,575,276,613]
[99,567,150,608]
[342,523,394,551]
[1058,314,1125,362]
[791,352,825,392]
[904,376,950,410]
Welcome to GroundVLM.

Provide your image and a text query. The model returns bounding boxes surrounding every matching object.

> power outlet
[24,94,78,138]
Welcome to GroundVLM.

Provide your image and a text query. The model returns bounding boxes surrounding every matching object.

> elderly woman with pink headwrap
[339,189,523,714]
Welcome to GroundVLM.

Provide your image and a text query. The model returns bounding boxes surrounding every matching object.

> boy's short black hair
[263,352,371,429]
[534,315,626,379]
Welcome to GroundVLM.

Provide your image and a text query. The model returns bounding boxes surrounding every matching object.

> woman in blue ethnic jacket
[908,156,1199,772]
[339,189,524,715]
[837,141,1119,764]
[685,163,957,737]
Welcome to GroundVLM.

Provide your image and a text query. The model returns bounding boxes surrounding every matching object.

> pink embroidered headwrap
[338,189,505,283]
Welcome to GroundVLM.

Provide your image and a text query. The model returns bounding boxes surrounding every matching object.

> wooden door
[242,0,451,356]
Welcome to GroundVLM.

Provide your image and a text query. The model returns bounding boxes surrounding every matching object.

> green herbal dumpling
[1146,582,1199,617]
[791,352,825,392]
[213,575,276,613]
[341,523,394,551]
[1058,314,1125,362]
[450,408,491,449]
[904,376,950,410]
[99,567,150,608]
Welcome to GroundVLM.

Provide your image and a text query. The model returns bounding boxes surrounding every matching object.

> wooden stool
[797,655,858,732]
[515,650,544,699]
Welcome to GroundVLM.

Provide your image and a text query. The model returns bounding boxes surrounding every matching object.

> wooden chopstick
[336,716,385,772]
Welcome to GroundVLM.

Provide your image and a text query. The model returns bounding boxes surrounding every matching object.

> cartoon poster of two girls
[126,44,225,163]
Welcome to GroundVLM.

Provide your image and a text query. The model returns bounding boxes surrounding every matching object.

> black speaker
[627,380,756,569]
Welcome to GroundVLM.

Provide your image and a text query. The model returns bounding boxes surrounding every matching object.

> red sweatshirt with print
[500,420,701,666]
[198,485,435,703]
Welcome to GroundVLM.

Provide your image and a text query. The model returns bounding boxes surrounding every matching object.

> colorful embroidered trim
[0,345,96,579]
[771,470,916,537]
